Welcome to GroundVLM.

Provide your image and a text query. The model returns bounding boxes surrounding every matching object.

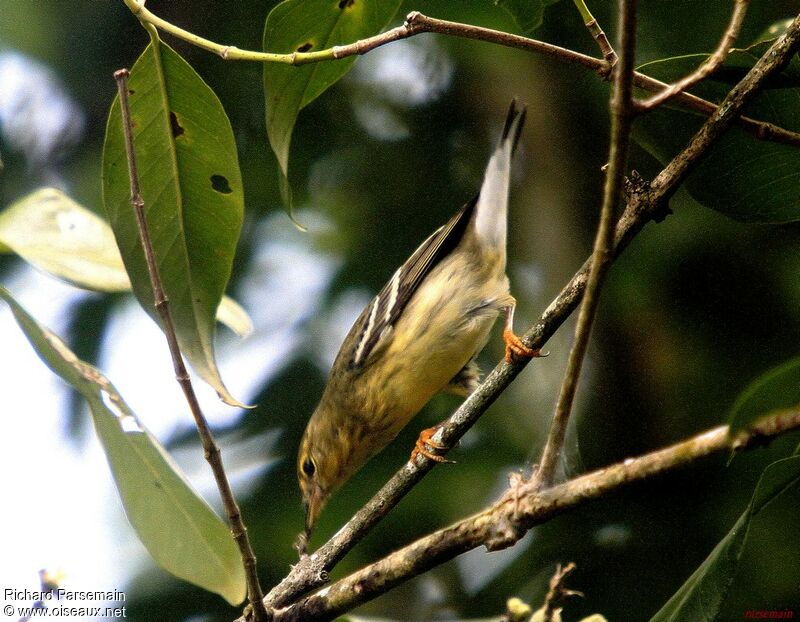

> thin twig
[271,409,800,621]
[636,0,749,112]
[254,11,800,616]
[572,0,617,64]
[631,71,800,147]
[533,0,638,490]
[121,2,800,148]
[543,562,581,622]
[113,69,269,622]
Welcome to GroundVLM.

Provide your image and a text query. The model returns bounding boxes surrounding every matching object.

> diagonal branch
[533,0,638,490]
[636,0,749,112]
[249,11,800,618]
[274,408,800,621]
[122,1,800,148]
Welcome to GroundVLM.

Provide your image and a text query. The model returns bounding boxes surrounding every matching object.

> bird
[297,101,542,547]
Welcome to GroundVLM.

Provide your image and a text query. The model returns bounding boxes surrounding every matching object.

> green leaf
[728,356,800,438]
[102,40,246,404]
[752,18,795,46]
[495,0,561,34]
[214,294,254,338]
[633,37,800,223]
[0,188,253,337]
[0,286,247,605]
[650,453,800,621]
[0,188,130,291]
[263,0,401,212]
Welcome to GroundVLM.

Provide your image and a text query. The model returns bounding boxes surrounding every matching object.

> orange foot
[410,426,455,464]
[503,328,545,363]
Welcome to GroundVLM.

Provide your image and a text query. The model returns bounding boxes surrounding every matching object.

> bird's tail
[473,99,526,252]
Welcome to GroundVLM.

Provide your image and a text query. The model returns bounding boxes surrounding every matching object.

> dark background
[1,1,799,620]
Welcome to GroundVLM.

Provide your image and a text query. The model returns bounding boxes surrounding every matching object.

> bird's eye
[302,457,316,477]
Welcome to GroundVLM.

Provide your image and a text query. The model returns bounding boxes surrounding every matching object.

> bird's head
[297,402,355,539]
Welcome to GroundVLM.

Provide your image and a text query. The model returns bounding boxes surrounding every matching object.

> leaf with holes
[495,0,562,34]
[633,34,800,223]
[0,188,253,337]
[102,40,246,404]
[0,286,246,605]
[263,0,402,214]
[728,356,800,438]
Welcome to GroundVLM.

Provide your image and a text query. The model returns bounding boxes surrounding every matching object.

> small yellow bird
[297,101,541,541]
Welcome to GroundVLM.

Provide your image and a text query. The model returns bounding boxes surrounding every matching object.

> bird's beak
[303,483,326,538]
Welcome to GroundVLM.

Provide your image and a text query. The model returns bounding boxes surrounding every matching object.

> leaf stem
[113,68,268,622]
[572,0,618,64]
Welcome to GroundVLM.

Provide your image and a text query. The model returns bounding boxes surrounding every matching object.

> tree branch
[248,11,800,618]
[122,2,800,148]
[636,0,749,112]
[275,409,800,621]
[543,562,581,621]
[113,69,268,622]
[533,0,638,490]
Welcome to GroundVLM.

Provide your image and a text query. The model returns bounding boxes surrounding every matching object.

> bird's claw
[410,426,455,464]
[503,329,547,363]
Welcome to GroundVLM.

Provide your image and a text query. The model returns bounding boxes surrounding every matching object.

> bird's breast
[361,249,508,437]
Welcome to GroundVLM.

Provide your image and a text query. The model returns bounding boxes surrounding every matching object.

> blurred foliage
[635,38,800,223]
[729,357,800,437]
[2,1,800,621]
[496,0,563,34]
[0,287,247,605]
[651,450,800,622]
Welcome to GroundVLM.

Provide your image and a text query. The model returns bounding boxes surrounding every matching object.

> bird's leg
[502,296,546,363]
[410,424,455,464]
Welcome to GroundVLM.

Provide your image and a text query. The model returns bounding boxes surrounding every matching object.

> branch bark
[543,562,581,621]
[274,410,800,621]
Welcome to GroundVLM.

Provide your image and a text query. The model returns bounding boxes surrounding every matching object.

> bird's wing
[345,100,526,371]
[347,195,478,370]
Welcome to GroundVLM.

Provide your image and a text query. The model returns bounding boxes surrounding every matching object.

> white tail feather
[473,108,523,251]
